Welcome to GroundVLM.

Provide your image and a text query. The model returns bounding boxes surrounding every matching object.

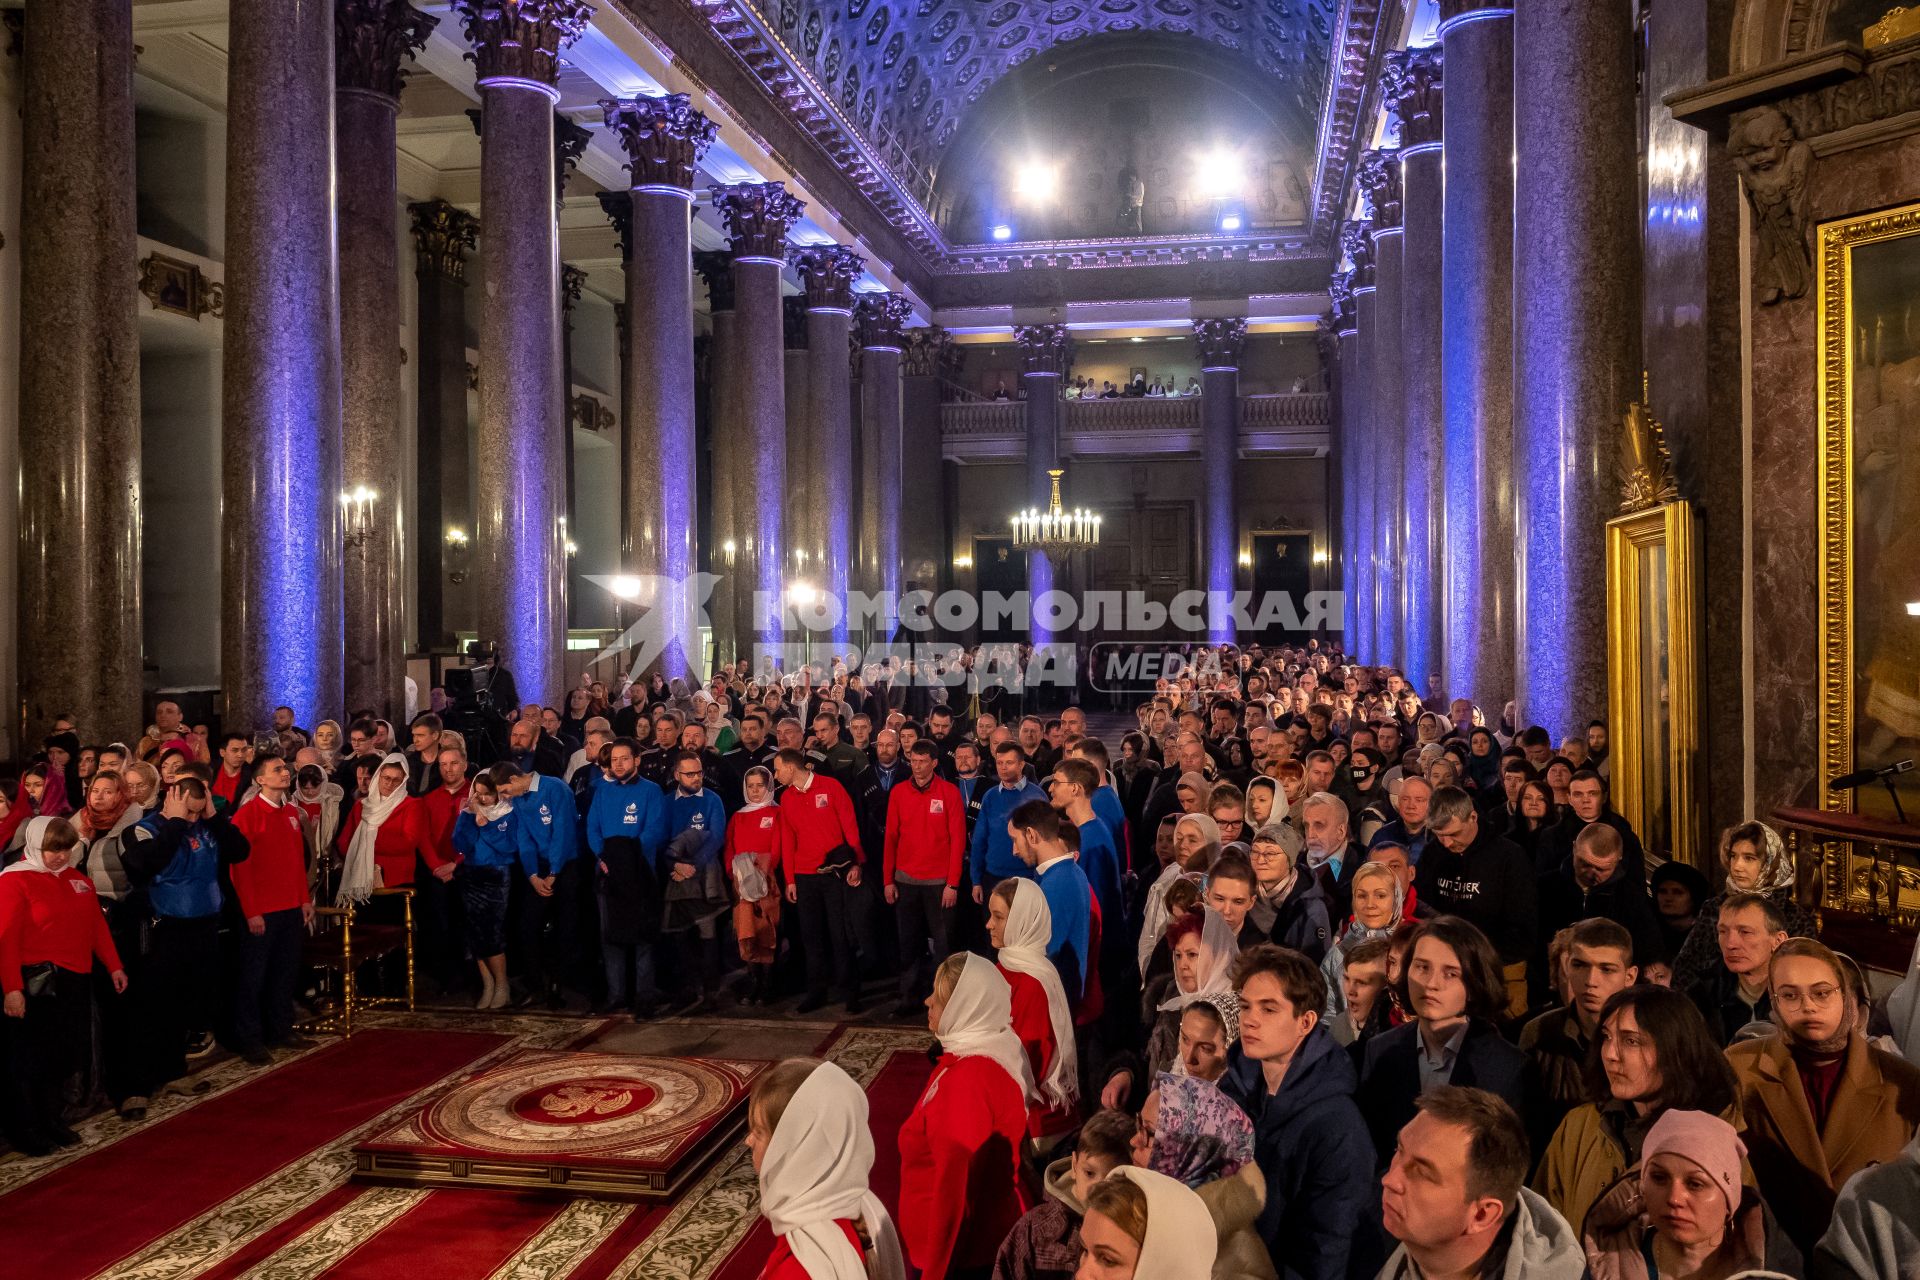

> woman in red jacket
[335,754,437,901]
[749,1056,905,1280]
[899,952,1034,1280]
[726,766,783,1005]
[987,878,1079,1147]
[0,817,127,1154]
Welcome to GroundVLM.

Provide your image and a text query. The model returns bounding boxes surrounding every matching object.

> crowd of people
[5,642,1920,1280]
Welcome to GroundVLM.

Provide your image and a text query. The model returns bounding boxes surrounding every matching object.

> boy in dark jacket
[991,1109,1134,1280]
[1219,943,1377,1280]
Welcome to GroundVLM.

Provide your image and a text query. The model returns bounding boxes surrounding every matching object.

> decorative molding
[792,245,864,312]
[409,200,480,283]
[854,292,911,350]
[451,0,592,88]
[901,326,956,380]
[1619,374,1679,512]
[1013,323,1073,376]
[599,93,717,192]
[596,190,632,262]
[709,182,806,260]
[1865,5,1920,48]
[1340,220,1375,289]
[1193,317,1249,369]
[1728,105,1813,304]
[560,262,587,312]
[1328,269,1356,332]
[138,253,224,320]
[553,112,591,206]
[571,392,615,433]
[782,294,810,349]
[692,249,736,311]
[1308,0,1396,246]
[1383,46,1443,149]
[334,0,436,100]
[465,360,480,390]
[1355,148,1402,232]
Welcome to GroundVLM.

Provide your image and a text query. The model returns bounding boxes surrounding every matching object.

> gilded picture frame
[1815,202,1920,917]
[1606,501,1702,869]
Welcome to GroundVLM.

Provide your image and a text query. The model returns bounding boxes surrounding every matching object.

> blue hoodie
[666,788,726,872]
[585,772,670,867]
[969,779,1047,883]
[452,806,522,870]
[1218,1023,1377,1280]
[512,773,579,877]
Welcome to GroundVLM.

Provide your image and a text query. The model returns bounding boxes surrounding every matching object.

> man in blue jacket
[1219,944,1379,1280]
[585,738,670,1017]
[491,761,582,1008]
[1008,799,1094,1006]
[662,750,728,1013]
[968,741,1046,910]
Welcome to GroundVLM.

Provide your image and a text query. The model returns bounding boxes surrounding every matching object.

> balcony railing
[939,392,1330,459]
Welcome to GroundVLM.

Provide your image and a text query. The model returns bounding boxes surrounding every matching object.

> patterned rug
[0,1011,933,1280]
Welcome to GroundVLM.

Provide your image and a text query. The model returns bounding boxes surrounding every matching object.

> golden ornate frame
[1606,501,1703,868]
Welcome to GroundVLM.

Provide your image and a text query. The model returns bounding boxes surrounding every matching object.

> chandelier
[1012,468,1101,554]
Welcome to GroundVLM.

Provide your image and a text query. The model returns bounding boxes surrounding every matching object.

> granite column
[601,93,715,680]
[1195,319,1247,644]
[1512,0,1637,737]
[712,183,804,665]
[1330,274,1360,649]
[336,0,433,723]
[858,293,911,643]
[696,252,740,672]
[1015,325,1071,651]
[0,20,22,756]
[1439,0,1516,711]
[18,0,141,742]
[409,200,478,653]
[1359,149,1406,670]
[1345,221,1378,663]
[795,247,863,644]
[1388,48,1446,697]
[901,329,956,595]
[454,0,589,707]
[223,0,342,730]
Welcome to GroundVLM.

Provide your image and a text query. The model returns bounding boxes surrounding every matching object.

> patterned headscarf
[1147,1072,1255,1188]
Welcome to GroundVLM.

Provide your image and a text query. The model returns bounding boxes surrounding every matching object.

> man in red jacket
[884,740,964,1016]
[773,747,865,1015]
[228,756,316,1065]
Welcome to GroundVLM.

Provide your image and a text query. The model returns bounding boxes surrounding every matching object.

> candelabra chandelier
[1012,469,1101,554]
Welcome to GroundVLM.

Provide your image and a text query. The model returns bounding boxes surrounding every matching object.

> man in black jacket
[1418,786,1537,1014]
[1535,822,1664,1002]
[1541,768,1646,882]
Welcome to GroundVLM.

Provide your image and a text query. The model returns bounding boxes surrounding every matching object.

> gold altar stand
[299,885,416,1035]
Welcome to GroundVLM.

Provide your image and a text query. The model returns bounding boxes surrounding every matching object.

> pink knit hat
[1642,1109,1746,1217]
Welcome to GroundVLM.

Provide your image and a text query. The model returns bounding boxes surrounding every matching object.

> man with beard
[718,709,775,810]
[1728,937,1920,1255]
[585,738,668,1017]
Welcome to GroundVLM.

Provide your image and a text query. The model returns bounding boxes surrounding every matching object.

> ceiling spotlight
[1195,148,1246,199]
[991,223,1013,242]
[609,575,642,600]
[1219,212,1243,232]
[1013,160,1057,206]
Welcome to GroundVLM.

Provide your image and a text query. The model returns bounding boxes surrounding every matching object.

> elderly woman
[1321,860,1404,1018]
[335,753,439,902]
[1669,819,1818,993]
[0,817,127,1154]
[1244,822,1330,959]
[1137,813,1219,980]
[1103,910,1241,1111]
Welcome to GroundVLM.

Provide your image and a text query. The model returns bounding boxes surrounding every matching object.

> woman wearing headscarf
[0,766,53,858]
[1581,1109,1800,1279]
[1649,860,1711,968]
[726,765,784,1006]
[1077,1165,1219,1280]
[1133,1073,1274,1280]
[989,878,1079,1145]
[748,1057,906,1280]
[74,769,147,1112]
[1243,777,1282,831]
[334,753,438,905]
[1668,819,1819,994]
[1463,727,1503,796]
[42,732,83,816]
[451,771,520,1009]
[312,720,345,771]
[0,817,127,1154]
[899,952,1032,1280]
[1138,909,1241,1085]
[1321,859,1404,1019]
[1137,812,1218,979]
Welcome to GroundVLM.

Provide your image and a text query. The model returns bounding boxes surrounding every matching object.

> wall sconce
[954,554,974,569]
[341,486,379,551]
[445,526,470,584]
[722,538,738,566]
[1237,550,1253,568]
[1312,549,1330,565]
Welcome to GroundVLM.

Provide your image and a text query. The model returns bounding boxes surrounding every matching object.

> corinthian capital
[409,199,480,282]
[1355,149,1402,231]
[792,246,865,312]
[596,190,632,261]
[1383,47,1444,149]
[709,182,806,261]
[335,0,437,99]
[453,0,592,89]
[1329,269,1356,331]
[692,250,736,312]
[554,111,591,205]
[1193,318,1248,369]
[901,326,956,379]
[1341,220,1375,288]
[600,93,718,192]
[1014,323,1073,376]
[855,293,913,350]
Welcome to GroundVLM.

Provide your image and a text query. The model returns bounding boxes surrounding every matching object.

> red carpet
[322,1189,564,1279]
[0,1028,509,1280]
[709,1046,935,1280]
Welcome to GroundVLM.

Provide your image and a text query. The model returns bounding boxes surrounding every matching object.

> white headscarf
[1157,907,1240,1014]
[3,816,66,876]
[1890,920,1920,1067]
[758,1061,906,1280]
[337,753,412,906]
[1108,1166,1218,1280]
[994,879,1078,1110]
[937,953,1038,1103]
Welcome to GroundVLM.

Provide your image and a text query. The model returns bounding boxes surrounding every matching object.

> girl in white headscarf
[334,753,426,906]
[1137,812,1220,977]
[988,878,1079,1145]
[1079,1165,1219,1280]
[749,1057,905,1280]
[898,953,1034,1280]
